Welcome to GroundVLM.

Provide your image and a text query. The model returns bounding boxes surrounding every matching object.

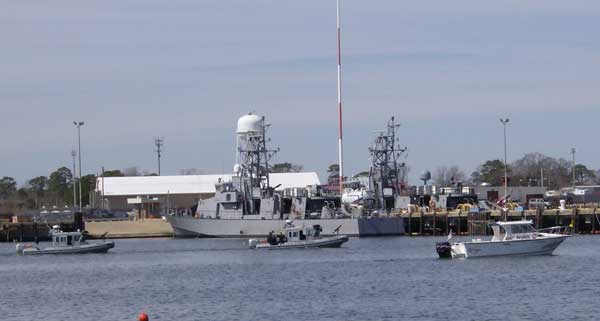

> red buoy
[138,312,149,321]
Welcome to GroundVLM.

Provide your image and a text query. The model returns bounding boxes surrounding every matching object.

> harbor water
[1,236,599,321]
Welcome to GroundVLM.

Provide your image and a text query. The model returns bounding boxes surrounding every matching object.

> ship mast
[336,0,344,196]
[236,114,279,214]
[369,117,406,211]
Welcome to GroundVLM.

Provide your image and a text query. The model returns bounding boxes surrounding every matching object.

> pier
[398,207,600,236]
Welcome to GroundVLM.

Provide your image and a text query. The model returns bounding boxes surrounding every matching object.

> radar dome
[237,113,263,135]
[420,170,431,181]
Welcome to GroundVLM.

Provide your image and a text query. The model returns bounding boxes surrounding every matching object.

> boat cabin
[285,225,322,242]
[51,227,85,247]
[491,220,537,241]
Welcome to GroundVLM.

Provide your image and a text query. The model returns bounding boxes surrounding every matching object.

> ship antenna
[337,0,344,197]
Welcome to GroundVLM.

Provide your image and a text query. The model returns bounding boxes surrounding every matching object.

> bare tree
[122,167,140,177]
[434,166,466,186]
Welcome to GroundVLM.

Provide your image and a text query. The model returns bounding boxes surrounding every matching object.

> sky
[1,0,599,186]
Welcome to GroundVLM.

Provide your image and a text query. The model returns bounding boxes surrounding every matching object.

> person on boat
[277,232,286,244]
[267,231,278,245]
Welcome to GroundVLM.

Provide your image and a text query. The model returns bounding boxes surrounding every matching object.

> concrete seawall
[85,219,173,239]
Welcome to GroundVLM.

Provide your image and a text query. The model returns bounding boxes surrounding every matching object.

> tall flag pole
[337,0,344,196]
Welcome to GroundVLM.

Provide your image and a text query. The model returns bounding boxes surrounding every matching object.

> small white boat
[16,226,115,255]
[436,220,569,259]
[249,222,349,249]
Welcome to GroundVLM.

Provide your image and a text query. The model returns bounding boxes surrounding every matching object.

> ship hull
[166,215,404,238]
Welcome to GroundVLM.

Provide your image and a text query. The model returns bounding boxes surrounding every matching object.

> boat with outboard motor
[248,221,349,249]
[436,220,569,259]
[16,226,115,255]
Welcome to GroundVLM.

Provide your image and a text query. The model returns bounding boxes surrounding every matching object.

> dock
[397,207,600,236]
[0,221,83,242]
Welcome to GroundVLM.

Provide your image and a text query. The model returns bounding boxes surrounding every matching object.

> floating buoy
[138,312,149,321]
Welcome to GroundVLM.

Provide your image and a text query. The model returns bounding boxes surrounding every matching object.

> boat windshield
[509,224,535,234]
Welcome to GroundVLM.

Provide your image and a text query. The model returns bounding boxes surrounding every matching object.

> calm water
[1,235,599,321]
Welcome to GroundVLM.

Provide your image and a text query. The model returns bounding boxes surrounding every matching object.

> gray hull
[166,215,404,238]
[255,235,349,249]
[20,242,115,255]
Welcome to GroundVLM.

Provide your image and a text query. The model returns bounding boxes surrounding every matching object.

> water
[1,236,599,321]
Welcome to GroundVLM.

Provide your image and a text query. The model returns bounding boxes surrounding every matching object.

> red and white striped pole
[336,0,344,196]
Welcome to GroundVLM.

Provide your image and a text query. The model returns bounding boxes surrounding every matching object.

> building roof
[96,172,321,196]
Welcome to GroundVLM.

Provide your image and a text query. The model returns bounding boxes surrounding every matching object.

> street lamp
[71,150,77,207]
[500,118,510,201]
[571,147,576,188]
[73,121,84,211]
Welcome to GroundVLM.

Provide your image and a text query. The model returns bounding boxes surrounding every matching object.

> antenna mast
[155,137,164,176]
[337,0,344,195]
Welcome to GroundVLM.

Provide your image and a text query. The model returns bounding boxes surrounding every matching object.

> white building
[95,173,320,217]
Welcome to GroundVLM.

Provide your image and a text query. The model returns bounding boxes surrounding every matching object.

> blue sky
[1,0,599,185]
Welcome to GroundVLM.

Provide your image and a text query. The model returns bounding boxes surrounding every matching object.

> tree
[47,167,73,195]
[434,166,466,186]
[471,159,508,186]
[28,176,47,194]
[80,174,97,207]
[574,164,596,185]
[180,168,202,175]
[103,170,123,177]
[0,176,17,199]
[122,167,140,176]
[271,162,304,173]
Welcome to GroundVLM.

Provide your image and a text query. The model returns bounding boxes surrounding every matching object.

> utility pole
[101,166,105,210]
[155,137,164,176]
[571,147,576,188]
[73,121,84,211]
[71,150,77,207]
[500,118,510,201]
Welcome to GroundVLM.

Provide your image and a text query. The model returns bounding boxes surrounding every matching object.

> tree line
[434,152,598,190]
[0,167,145,213]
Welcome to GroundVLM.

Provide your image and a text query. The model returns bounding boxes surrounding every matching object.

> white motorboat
[436,220,569,259]
[16,226,115,255]
[248,222,349,249]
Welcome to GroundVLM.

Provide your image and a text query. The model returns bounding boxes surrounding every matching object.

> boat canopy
[491,220,536,241]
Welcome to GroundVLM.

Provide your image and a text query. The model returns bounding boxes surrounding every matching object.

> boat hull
[166,215,404,238]
[19,242,115,255]
[253,235,349,249]
[451,235,569,258]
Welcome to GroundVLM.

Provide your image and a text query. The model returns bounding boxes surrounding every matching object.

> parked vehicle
[528,198,551,209]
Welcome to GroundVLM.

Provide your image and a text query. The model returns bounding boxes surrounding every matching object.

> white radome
[237,113,263,135]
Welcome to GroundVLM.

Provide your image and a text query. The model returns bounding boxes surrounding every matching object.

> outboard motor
[436,242,452,259]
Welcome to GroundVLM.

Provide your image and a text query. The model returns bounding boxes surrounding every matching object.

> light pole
[71,150,77,207]
[571,147,576,188]
[500,118,510,201]
[74,121,84,211]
